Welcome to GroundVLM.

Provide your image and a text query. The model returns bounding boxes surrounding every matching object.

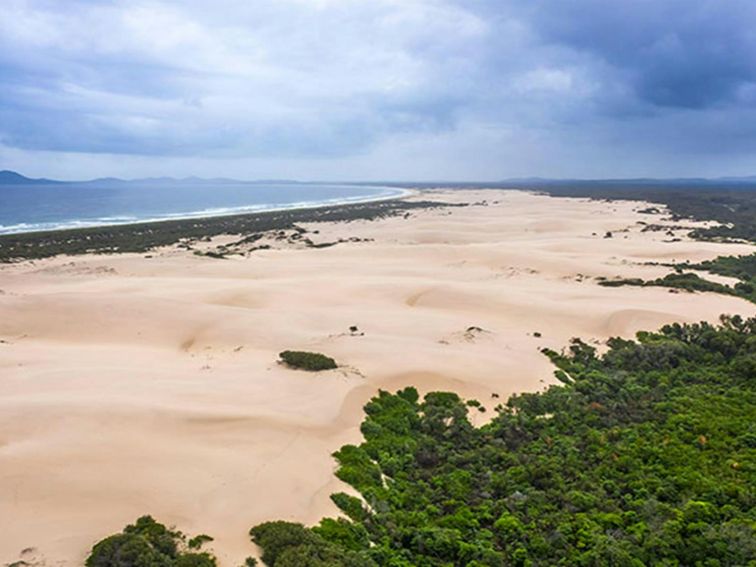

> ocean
[0,181,406,235]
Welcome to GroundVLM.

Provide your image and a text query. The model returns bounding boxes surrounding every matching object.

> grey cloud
[1,0,756,178]
[514,0,756,109]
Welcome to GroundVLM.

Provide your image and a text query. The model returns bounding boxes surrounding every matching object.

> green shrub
[598,278,644,287]
[187,534,213,550]
[86,516,217,567]
[279,350,337,371]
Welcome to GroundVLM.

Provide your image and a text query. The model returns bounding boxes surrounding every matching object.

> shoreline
[0,186,414,237]
[0,189,446,263]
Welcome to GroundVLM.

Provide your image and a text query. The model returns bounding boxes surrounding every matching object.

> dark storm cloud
[514,0,756,109]
[1,0,756,178]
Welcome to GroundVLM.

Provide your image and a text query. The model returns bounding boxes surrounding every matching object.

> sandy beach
[0,189,753,566]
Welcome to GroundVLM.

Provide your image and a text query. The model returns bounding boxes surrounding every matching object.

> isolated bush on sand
[279,350,338,371]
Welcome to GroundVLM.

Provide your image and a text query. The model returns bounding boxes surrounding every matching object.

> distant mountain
[0,170,62,185]
[3,169,756,188]
[86,176,127,184]
[0,171,270,187]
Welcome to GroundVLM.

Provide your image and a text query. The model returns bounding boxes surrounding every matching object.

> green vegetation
[86,516,217,567]
[695,253,756,280]
[653,272,750,297]
[0,199,453,262]
[530,183,756,242]
[249,521,373,566]
[279,350,338,371]
[690,254,756,301]
[252,316,756,566]
[597,278,645,288]
[599,273,732,293]
[187,535,214,550]
[599,253,756,304]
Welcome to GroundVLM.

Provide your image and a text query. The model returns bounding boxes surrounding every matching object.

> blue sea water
[0,182,406,235]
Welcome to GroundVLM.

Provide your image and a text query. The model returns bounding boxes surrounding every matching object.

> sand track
[0,189,753,566]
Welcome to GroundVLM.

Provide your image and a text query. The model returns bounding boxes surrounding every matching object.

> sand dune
[0,189,753,566]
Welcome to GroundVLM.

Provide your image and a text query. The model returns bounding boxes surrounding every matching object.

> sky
[2,0,756,181]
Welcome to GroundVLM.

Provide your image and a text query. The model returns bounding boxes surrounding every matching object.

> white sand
[0,189,752,566]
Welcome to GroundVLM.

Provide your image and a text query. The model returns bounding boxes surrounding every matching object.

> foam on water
[0,183,410,235]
